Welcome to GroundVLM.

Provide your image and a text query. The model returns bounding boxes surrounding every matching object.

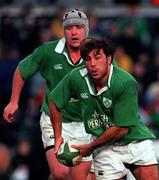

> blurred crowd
[0,3,159,180]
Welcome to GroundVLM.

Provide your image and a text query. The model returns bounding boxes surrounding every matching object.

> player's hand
[54,136,64,153]
[75,154,83,164]
[72,143,93,157]
[3,102,18,123]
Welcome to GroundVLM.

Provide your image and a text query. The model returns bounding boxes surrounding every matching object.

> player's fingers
[53,148,57,153]
[54,144,59,153]
[3,112,11,122]
[3,114,7,121]
[55,141,62,153]
[75,155,82,164]
[71,144,79,150]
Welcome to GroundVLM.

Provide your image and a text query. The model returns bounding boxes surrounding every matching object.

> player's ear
[107,55,112,65]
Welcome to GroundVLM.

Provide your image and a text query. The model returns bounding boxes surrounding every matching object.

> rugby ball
[57,140,80,167]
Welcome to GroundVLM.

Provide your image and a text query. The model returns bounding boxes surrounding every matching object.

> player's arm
[3,45,44,123]
[3,67,24,123]
[49,73,75,152]
[73,125,128,157]
[91,125,128,148]
[49,100,63,153]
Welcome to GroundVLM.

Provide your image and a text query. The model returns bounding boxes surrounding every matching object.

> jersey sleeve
[113,79,139,127]
[49,72,74,109]
[18,44,45,80]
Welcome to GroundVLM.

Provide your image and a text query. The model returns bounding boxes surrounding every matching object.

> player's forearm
[10,67,25,104]
[90,126,128,149]
[49,100,62,141]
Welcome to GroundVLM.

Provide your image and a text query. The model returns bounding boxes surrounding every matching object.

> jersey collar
[55,37,65,53]
[79,64,114,96]
[55,38,83,66]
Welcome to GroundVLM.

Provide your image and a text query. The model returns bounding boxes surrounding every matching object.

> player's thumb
[54,144,59,153]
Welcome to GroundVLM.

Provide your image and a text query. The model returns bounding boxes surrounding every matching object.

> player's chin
[91,74,100,80]
[71,42,80,48]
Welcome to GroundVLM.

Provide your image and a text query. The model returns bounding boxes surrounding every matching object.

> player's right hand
[3,102,18,123]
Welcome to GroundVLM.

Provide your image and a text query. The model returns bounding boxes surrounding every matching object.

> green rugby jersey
[50,65,155,143]
[18,38,85,122]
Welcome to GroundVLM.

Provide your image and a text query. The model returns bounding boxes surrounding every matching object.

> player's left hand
[71,143,93,157]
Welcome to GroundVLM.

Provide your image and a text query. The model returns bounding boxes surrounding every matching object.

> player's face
[65,25,86,49]
[84,49,111,81]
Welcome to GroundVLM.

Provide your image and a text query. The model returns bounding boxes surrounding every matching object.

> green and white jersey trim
[79,64,113,96]
[54,37,66,53]
[55,38,83,66]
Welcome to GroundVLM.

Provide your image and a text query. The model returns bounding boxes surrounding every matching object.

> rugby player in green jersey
[3,9,96,180]
[49,37,159,180]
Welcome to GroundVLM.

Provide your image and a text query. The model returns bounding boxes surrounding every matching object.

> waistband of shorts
[63,121,83,126]
[114,140,141,146]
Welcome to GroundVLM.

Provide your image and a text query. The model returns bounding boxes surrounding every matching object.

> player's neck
[67,47,81,64]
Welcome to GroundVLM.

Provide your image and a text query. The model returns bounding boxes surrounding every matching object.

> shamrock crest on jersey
[103,97,112,108]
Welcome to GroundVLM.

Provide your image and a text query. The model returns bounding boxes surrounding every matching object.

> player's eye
[85,57,91,62]
[94,55,101,60]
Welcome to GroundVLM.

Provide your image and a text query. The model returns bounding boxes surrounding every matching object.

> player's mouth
[71,37,79,42]
[91,70,99,76]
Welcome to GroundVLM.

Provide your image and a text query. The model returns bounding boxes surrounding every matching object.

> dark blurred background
[0,0,159,179]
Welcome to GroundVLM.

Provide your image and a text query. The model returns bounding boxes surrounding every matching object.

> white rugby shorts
[40,112,93,161]
[93,139,158,180]
[153,140,159,162]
